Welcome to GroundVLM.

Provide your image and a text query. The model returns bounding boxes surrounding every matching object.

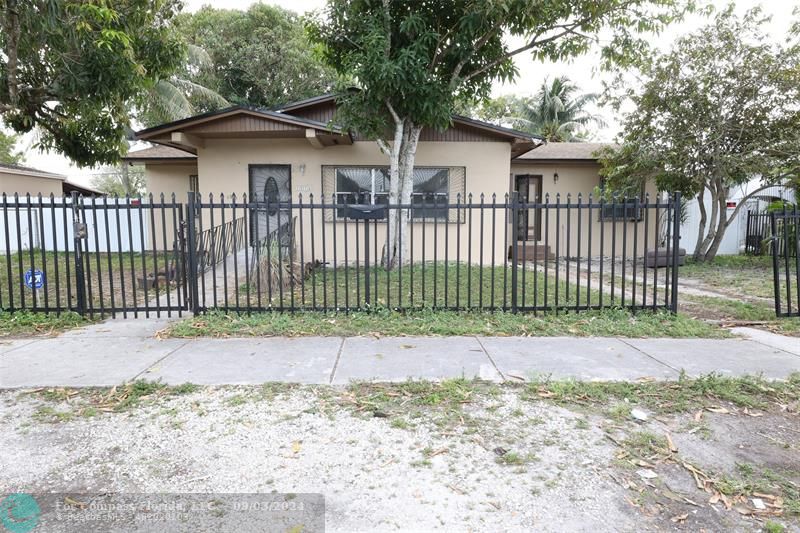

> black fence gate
[770,207,800,317]
[745,211,771,255]
[0,192,188,318]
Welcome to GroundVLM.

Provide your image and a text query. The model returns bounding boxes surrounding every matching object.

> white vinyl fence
[0,196,146,254]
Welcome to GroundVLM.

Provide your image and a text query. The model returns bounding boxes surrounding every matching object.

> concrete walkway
[0,320,798,388]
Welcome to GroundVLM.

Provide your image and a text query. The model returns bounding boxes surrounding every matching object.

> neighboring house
[0,163,124,254]
[681,178,796,256]
[0,162,98,197]
[125,95,658,259]
[1,162,67,197]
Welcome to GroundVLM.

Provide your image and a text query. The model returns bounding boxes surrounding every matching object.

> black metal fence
[0,192,187,318]
[0,191,683,317]
[184,192,682,314]
[746,211,772,255]
[770,207,800,317]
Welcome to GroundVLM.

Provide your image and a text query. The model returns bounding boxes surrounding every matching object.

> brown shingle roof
[516,142,617,160]
[122,145,197,161]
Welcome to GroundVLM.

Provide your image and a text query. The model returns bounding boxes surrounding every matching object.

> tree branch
[4,0,22,106]
[458,22,591,86]
[448,19,508,85]
[385,98,401,125]
[376,139,392,156]
[727,182,787,224]
[429,24,458,72]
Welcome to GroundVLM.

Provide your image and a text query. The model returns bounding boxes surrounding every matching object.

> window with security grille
[599,178,645,221]
[323,166,465,222]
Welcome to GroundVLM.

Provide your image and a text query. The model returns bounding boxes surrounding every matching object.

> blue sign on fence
[23,269,45,290]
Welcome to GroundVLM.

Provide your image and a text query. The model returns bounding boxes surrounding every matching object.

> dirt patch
[602,407,799,532]
[1,384,798,532]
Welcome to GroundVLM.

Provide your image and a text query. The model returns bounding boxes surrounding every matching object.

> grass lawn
[680,255,779,300]
[234,261,620,312]
[165,307,729,338]
[681,294,800,336]
[0,310,92,337]
[0,250,175,312]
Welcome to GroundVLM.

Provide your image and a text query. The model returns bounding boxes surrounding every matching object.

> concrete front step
[508,242,555,261]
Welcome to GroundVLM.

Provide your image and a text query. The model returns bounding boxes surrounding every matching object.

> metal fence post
[363,215,370,307]
[510,192,519,313]
[186,193,201,314]
[670,191,681,314]
[770,211,782,317]
[70,191,87,316]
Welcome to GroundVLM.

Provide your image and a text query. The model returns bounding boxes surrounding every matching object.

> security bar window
[333,166,450,220]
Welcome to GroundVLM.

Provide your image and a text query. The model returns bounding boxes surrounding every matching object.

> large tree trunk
[383,119,404,270]
[692,178,734,263]
[692,186,707,260]
[383,119,421,269]
[701,181,731,262]
[691,177,782,263]
[695,178,720,260]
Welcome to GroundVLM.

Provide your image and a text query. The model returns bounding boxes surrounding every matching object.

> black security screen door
[249,165,291,245]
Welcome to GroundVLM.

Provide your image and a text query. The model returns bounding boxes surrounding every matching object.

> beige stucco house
[126,95,657,259]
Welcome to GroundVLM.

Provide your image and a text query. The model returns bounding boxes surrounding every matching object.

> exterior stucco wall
[193,138,512,265]
[0,172,63,197]
[195,138,510,198]
[144,163,196,250]
[143,141,664,263]
[145,163,197,202]
[511,160,660,257]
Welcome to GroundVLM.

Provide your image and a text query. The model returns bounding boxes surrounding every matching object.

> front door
[514,174,542,241]
[249,165,291,245]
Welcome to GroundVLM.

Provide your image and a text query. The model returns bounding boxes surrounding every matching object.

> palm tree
[138,45,229,127]
[506,76,607,142]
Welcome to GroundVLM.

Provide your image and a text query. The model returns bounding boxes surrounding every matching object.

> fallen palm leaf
[682,497,700,507]
[64,496,88,509]
[665,432,678,453]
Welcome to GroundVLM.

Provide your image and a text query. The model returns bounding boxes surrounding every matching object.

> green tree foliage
[173,4,336,111]
[0,130,23,165]
[137,44,229,127]
[308,0,691,268]
[598,7,800,262]
[0,0,186,166]
[477,76,606,141]
[90,165,146,196]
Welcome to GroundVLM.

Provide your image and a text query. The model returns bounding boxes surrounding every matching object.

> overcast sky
[19,0,797,185]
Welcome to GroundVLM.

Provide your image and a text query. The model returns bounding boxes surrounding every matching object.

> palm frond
[150,80,194,122]
[186,44,213,68]
[170,77,229,107]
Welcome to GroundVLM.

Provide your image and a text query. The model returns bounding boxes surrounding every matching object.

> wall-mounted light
[553,172,559,184]
[299,164,306,175]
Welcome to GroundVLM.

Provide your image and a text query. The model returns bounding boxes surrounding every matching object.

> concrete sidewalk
[0,319,798,388]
